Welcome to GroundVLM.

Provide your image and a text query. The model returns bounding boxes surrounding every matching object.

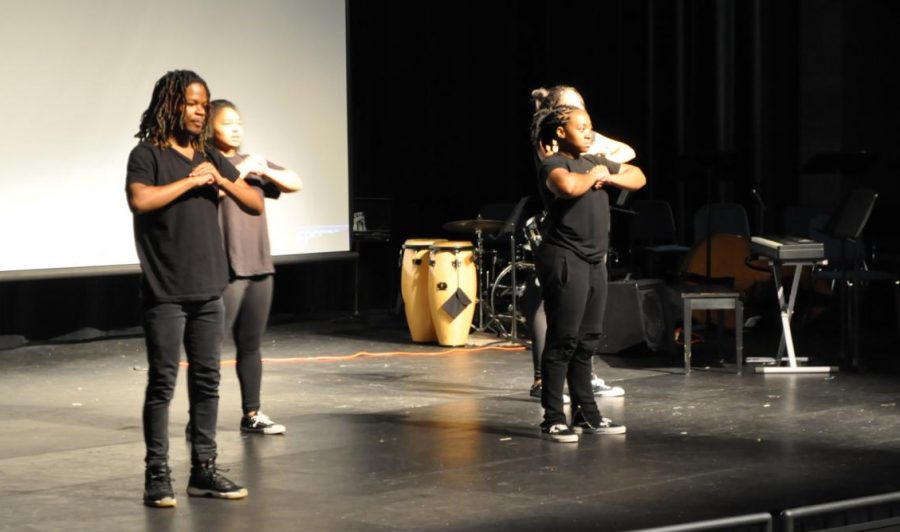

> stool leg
[683,299,692,374]
[735,300,743,374]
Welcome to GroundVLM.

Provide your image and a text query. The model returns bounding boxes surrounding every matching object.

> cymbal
[443,218,510,234]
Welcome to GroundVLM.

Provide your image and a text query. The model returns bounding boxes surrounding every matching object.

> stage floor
[2,311,900,531]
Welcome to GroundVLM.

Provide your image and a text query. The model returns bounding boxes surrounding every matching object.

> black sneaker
[143,464,176,508]
[186,459,248,499]
[240,412,286,435]
[540,423,579,443]
[572,410,627,435]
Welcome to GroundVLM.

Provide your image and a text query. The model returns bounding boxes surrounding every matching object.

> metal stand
[753,260,838,374]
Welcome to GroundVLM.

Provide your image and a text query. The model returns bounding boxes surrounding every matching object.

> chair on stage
[693,202,751,244]
[627,199,690,282]
[808,188,900,369]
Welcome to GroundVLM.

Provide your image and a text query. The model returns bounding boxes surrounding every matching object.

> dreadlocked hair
[530,85,582,111]
[530,105,579,149]
[135,70,211,153]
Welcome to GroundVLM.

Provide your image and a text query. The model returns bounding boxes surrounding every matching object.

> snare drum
[427,241,477,347]
[400,238,446,342]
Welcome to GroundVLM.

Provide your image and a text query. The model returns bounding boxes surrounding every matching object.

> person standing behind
[526,85,633,401]
[127,70,262,507]
[210,99,302,435]
[532,105,645,442]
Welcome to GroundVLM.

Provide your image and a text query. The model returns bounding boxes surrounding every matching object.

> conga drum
[427,241,477,347]
[400,238,446,342]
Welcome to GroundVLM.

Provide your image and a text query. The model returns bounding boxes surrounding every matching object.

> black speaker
[601,279,675,354]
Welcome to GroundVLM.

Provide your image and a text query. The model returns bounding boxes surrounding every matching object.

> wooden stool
[681,289,743,374]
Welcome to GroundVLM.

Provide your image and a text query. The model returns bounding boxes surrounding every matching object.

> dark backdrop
[2,0,898,344]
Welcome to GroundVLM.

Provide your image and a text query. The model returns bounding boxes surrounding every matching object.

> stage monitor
[0,0,350,280]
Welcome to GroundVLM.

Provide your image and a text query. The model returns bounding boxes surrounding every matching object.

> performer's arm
[127,174,215,214]
[589,131,636,164]
[546,164,610,198]
[598,163,646,191]
[237,155,302,193]
[191,161,264,214]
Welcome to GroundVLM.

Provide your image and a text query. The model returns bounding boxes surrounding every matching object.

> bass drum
[489,260,537,336]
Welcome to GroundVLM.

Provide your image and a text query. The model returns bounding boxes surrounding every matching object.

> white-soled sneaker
[592,377,625,397]
[540,423,579,443]
[240,412,286,435]
[572,414,627,435]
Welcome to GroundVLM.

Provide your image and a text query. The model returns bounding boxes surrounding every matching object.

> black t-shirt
[538,153,621,263]
[126,141,240,302]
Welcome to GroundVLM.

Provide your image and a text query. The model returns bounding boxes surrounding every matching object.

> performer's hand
[237,154,268,177]
[190,162,223,186]
[588,164,610,189]
[538,140,559,159]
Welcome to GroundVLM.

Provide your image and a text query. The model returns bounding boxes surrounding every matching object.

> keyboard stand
[754,260,838,374]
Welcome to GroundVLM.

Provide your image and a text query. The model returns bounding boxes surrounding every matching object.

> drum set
[399,213,544,347]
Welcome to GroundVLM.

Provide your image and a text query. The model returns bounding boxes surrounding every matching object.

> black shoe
[540,423,579,443]
[187,459,248,500]
[572,409,626,435]
[240,412,286,435]
[143,463,176,508]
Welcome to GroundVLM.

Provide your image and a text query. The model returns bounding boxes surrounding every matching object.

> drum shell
[427,241,477,347]
[400,238,446,342]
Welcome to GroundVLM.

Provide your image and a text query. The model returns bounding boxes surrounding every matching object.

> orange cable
[180,344,526,367]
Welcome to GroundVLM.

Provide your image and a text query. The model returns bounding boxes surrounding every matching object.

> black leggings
[223,275,273,415]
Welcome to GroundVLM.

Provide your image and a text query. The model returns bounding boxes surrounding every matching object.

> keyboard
[750,235,825,262]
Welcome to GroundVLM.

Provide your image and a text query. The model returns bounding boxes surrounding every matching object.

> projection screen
[0,0,350,280]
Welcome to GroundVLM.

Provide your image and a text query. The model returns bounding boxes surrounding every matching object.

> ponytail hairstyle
[530,85,584,111]
[530,105,580,149]
[136,70,212,153]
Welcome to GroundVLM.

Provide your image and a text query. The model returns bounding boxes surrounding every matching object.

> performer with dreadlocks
[525,85,635,403]
[126,69,262,507]
[531,104,645,443]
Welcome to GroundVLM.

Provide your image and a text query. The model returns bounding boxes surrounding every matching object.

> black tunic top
[219,153,282,278]
[538,153,621,263]
[126,141,239,302]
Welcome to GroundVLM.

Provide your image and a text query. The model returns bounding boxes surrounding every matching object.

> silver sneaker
[592,377,625,397]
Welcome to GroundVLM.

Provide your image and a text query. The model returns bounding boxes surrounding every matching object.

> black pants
[142,297,224,466]
[223,275,273,415]
[536,244,607,427]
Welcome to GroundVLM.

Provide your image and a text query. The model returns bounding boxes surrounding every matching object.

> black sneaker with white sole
[572,410,627,435]
[187,459,248,500]
[540,423,579,443]
[240,412,286,435]
[143,463,176,508]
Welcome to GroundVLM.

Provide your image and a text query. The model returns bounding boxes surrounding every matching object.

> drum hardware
[442,215,528,345]
[442,216,512,335]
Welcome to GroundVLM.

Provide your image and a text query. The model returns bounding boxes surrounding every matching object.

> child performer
[532,105,645,442]
[210,99,302,435]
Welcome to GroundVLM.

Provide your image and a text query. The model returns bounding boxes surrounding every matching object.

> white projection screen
[0,0,350,280]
